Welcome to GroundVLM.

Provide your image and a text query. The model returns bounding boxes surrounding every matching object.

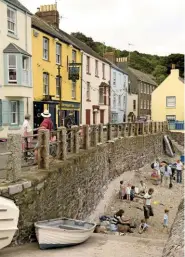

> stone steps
[170,139,184,155]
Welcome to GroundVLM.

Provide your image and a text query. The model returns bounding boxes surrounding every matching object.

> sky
[20,0,184,56]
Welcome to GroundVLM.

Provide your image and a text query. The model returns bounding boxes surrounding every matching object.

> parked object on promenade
[163,135,175,157]
[0,196,19,250]
[34,217,96,250]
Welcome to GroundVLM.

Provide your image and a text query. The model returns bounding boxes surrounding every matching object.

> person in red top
[34,110,53,163]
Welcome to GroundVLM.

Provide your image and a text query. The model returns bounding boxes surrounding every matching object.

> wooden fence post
[57,127,67,160]
[83,125,90,149]
[6,133,22,182]
[38,129,49,170]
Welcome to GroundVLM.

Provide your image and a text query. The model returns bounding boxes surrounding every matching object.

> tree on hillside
[152,65,168,84]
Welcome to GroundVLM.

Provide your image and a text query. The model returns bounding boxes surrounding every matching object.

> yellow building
[32,5,82,128]
[152,66,184,122]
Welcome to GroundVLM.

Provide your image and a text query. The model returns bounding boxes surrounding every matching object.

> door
[49,104,57,129]
[100,110,104,124]
[33,102,44,129]
[86,109,91,125]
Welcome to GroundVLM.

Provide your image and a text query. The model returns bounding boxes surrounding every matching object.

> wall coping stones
[8,184,23,195]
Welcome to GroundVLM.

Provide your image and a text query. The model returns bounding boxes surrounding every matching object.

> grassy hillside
[71,32,184,84]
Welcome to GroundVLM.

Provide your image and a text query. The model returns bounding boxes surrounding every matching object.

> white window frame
[86,82,91,100]
[72,81,76,99]
[147,100,149,109]
[113,72,116,85]
[22,56,29,85]
[113,93,116,108]
[118,95,121,107]
[43,73,49,95]
[144,84,146,93]
[86,56,90,74]
[8,54,17,84]
[95,60,99,76]
[166,115,176,121]
[43,37,49,60]
[7,7,16,35]
[166,96,176,108]
[72,50,76,63]
[140,99,143,109]
[140,83,143,93]
[144,100,146,109]
[56,76,61,97]
[10,101,18,125]
[99,87,104,104]
[56,43,61,65]
[133,100,136,110]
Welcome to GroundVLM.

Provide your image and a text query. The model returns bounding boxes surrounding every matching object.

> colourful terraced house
[32,4,82,128]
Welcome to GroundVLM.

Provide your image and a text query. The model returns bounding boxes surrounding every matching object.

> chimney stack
[36,4,60,29]
[104,52,116,64]
[172,64,176,69]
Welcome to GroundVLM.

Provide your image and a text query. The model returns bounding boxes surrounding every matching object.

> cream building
[0,0,32,138]
[152,67,184,122]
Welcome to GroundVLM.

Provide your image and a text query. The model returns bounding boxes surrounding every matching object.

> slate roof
[3,43,31,56]
[60,30,110,64]
[32,16,80,49]
[5,0,32,15]
[128,67,157,86]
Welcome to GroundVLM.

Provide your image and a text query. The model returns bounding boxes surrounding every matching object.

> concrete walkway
[1,234,165,257]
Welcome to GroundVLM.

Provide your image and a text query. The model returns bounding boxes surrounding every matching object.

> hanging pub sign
[68,65,80,81]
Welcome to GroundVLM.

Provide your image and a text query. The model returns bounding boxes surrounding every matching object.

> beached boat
[35,218,96,250]
[163,135,175,157]
[0,196,19,250]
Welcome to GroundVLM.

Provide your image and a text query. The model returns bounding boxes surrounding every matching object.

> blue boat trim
[39,242,80,250]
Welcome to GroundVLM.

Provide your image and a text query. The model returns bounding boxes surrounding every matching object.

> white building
[127,93,138,122]
[106,61,128,123]
[65,35,111,125]
[0,0,32,138]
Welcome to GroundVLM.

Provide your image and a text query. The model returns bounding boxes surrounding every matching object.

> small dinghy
[0,196,19,250]
[35,218,96,250]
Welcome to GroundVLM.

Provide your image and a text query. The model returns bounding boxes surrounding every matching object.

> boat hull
[35,218,96,250]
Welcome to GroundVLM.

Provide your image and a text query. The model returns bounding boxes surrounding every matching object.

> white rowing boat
[0,196,19,250]
[35,217,96,250]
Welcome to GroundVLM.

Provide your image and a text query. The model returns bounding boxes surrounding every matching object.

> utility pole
[57,65,62,126]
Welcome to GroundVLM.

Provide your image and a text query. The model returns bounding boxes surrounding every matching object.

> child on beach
[119,181,125,200]
[163,209,169,232]
[138,219,149,234]
[126,183,131,201]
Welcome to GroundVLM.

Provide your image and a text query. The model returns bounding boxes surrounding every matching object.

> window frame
[113,72,116,85]
[86,56,90,74]
[99,87,104,104]
[102,63,105,79]
[133,100,136,111]
[86,82,91,100]
[56,75,61,97]
[166,96,176,108]
[56,43,61,65]
[43,72,49,95]
[7,7,17,35]
[72,49,76,63]
[118,95,121,107]
[8,54,17,84]
[95,60,99,77]
[43,37,49,61]
[72,81,76,99]
[140,99,143,109]
[10,100,18,125]
[166,115,176,121]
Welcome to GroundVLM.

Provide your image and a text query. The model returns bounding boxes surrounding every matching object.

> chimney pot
[172,64,175,69]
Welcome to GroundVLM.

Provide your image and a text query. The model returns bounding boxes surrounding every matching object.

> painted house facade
[64,35,111,125]
[32,5,82,128]
[152,67,184,122]
[107,61,128,123]
[0,0,32,138]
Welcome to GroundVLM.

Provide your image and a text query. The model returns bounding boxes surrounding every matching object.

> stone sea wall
[162,198,184,257]
[0,133,163,244]
[169,131,184,147]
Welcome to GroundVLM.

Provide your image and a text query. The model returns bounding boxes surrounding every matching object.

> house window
[7,7,16,35]
[150,85,153,93]
[146,85,149,94]
[86,56,90,74]
[22,56,29,85]
[113,72,116,85]
[8,54,17,84]
[144,100,146,109]
[56,43,61,64]
[133,100,136,110]
[72,81,76,99]
[118,95,121,107]
[144,84,146,93]
[112,113,118,123]
[140,100,143,109]
[43,73,49,95]
[147,100,149,109]
[102,63,105,79]
[166,96,176,107]
[140,83,143,93]
[72,50,76,63]
[166,115,176,121]
[43,37,49,60]
[113,93,116,108]
[86,82,90,100]
[56,76,61,96]
[95,60,99,76]
[99,87,104,104]
[10,101,18,124]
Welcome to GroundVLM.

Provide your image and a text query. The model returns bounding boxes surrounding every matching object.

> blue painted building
[109,62,128,123]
